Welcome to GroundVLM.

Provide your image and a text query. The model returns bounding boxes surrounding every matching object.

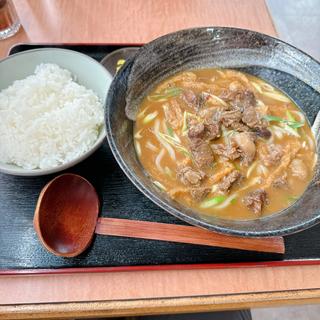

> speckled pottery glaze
[105,27,320,237]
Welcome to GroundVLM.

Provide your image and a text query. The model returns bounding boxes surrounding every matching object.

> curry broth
[134,68,316,220]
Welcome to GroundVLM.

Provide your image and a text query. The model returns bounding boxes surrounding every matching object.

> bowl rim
[105,26,320,237]
[0,47,110,176]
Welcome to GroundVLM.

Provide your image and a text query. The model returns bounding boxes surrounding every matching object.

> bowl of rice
[0,48,112,176]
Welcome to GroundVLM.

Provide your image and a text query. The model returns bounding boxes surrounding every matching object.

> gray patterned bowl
[105,27,320,237]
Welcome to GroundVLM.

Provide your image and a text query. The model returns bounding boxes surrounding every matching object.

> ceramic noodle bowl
[105,27,320,237]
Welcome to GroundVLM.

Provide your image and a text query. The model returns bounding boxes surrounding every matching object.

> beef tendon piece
[243,189,268,215]
[232,90,256,111]
[188,121,220,141]
[218,109,242,127]
[196,92,211,110]
[197,107,221,139]
[263,142,300,189]
[261,144,283,167]
[177,165,205,186]
[163,100,183,129]
[188,122,205,139]
[290,159,308,180]
[217,170,242,194]
[190,187,211,201]
[205,122,221,140]
[220,89,256,111]
[217,109,250,132]
[198,108,217,123]
[189,138,214,168]
[272,173,288,189]
[242,105,269,131]
[232,132,256,165]
[181,89,197,109]
[211,142,240,161]
[242,105,261,128]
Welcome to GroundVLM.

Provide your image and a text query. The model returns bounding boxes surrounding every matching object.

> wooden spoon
[34,174,285,257]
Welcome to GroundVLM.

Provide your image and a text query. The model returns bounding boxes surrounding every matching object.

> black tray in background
[1,43,320,271]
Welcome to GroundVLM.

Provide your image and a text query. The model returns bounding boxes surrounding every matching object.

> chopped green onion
[261,82,275,92]
[286,110,295,122]
[263,115,304,129]
[264,115,286,122]
[211,184,218,192]
[288,122,304,129]
[158,132,191,157]
[181,111,200,134]
[182,111,188,133]
[200,195,226,208]
[215,194,238,209]
[143,111,158,124]
[288,195,299,203]
[164,166,172,177]
[262,91,291,102]
[233,162,241,171]
[158,132,179,145]
[179,149,192,157]
[137,106,150,119]
[246,161,257,178]
[166,123,175,137]
[211,162,217,169]
[146,141,158,151]
[167,123,181,143]
[134,129,143,139]
[251,82,262,93]
[148,87,183,101]
[283,124,300,137]
[154,119,176,160]
[153,181,167,191]
[135,141,141,157]
[230,198,237,204]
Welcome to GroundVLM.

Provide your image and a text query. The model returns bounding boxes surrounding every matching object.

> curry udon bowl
[105,27,320,237]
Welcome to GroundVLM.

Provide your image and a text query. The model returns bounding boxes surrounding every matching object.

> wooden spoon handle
[95,217,285,254]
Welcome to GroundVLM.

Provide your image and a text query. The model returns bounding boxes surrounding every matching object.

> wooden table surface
[1,0,320,318]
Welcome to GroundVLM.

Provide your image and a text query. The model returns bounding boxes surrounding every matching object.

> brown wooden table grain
[1,0,320,318]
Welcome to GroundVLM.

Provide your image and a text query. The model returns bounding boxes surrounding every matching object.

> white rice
[0,63,104,169]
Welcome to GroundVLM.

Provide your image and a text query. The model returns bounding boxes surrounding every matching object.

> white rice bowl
[0,63,104,170]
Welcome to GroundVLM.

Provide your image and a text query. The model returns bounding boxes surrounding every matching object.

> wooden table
[1,0,320,318]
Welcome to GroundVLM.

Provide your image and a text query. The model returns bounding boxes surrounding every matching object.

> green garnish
[164,167,172,177]
[143,111,158,124]
[158,132,191,157]
[200,195,226,208]
[153,181,167,191]
[180,150,192,157]
[166,124,175,137]
[263,115,304,129]
[148,87,183,101]
[182,111,188,133]
[233,162,241,171]
[230,198,237,204]
[286,110,295,122]
[288,195,299,203]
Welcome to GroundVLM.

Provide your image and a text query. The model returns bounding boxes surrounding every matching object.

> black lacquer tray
[1,44,320,274]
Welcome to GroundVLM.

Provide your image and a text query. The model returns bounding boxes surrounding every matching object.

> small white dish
[0,48,112,176]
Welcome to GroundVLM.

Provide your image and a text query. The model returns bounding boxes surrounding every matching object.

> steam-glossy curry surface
[134,69,316,220]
